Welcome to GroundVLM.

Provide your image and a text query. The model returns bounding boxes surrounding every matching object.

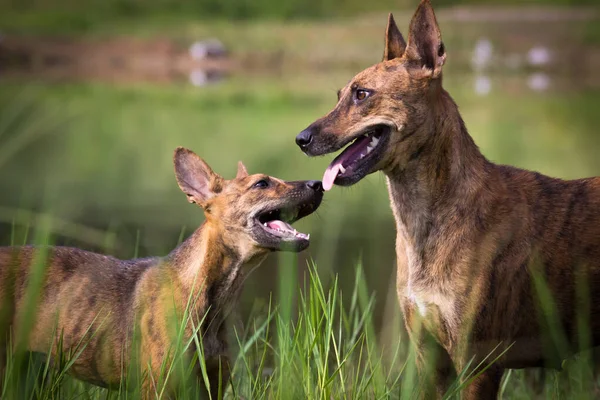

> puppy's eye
[253,180,269,189]
[354,89,370,102]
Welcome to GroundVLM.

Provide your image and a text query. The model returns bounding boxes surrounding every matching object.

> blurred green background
[0,0,599,372]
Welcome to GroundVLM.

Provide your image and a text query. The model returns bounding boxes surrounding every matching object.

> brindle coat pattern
[296,1,600,398]
[0,147,323,399]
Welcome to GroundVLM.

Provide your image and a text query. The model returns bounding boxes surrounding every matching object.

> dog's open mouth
[251,185,322,252]
[322,124,390,191]
[256,209,310,241]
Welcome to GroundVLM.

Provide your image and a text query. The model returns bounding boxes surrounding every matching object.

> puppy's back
[0,246,157,375]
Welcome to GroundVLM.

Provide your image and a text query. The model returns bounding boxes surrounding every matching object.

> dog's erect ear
[383,13,407,61]
[236,161,249,179]
[405,0,446,78]
[173,147,223,206]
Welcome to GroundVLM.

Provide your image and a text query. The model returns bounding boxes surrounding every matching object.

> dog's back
[472,167,600,366]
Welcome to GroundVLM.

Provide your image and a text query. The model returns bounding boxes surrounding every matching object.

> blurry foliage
[0,0,597,33]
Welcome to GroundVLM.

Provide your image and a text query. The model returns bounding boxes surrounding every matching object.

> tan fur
[0,147,323,399]
[296,1,600,398]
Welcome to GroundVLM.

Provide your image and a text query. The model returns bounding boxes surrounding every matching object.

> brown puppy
[0,147,323,399]
[295,1,600,398]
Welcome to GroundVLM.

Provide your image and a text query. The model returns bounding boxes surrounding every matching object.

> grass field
[2,241,600,399]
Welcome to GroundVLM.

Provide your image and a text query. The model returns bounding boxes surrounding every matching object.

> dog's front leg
[403,304,455,399]
[459,365,503,400]
[414,336,455,399]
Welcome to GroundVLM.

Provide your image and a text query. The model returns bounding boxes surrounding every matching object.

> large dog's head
[174,147,323,253]
[296,0,447,190]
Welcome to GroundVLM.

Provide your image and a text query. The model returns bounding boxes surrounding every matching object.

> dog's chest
[404,283,453,321]
[396,233,457,347]
[406,287,429,317]
[396,229,451,319]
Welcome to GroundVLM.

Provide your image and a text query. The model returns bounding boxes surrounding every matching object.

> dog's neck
[385,88,489,269]
[166,223,266,328]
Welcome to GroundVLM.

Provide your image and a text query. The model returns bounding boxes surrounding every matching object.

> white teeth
[366,145,373,153]
[307,234,310,240]
[339,165,346,173]
[359,153,366,159]
[371,136,379,146]
[264,222,267,226]
[364,133,369,138]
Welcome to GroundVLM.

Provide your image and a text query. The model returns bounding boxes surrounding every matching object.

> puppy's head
[174,147,323,253]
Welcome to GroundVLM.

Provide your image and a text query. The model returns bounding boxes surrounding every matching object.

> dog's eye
[253,180,269,189]
[354,89,370,102]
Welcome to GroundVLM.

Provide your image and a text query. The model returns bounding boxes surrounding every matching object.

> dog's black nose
[306,180,323,192]
[296,128,313,148]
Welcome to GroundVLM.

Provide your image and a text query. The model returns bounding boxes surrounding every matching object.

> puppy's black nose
[296,128,313,148]
[306,180,323,192]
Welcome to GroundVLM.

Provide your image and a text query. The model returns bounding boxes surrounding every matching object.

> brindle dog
[295,1,600,398]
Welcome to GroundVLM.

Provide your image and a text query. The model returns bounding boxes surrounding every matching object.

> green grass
[2,227,600,399]
[0,224,407,399]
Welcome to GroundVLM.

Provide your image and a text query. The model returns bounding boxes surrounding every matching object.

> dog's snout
[296,128,313,149]
[306,180,323,192]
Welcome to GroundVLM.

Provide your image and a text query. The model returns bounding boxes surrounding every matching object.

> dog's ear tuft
[173,147,223,207]
[383,13,407,61]
[405,0,446,78]
[236,161,249,179]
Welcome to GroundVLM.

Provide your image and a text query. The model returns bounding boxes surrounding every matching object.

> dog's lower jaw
[321,126,392,190]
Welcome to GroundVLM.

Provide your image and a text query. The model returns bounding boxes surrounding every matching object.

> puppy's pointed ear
[173,147,223,207]
[405,0,446,78]
[236,161,249,179]
[382,13,407,61]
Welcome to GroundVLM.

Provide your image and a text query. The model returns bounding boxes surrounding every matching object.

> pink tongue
[323,163,342,191]
[322,135,371,191]
[267,220,292,231]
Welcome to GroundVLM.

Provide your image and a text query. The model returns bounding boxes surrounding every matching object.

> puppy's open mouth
[256,209,310,241]
[251,184,322,252]
[322,124,390,191]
